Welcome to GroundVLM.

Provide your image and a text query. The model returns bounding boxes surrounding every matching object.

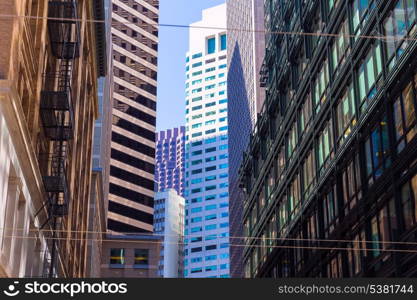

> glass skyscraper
[107,0,159,233]
[183,4,230,278]
[155,127,186,196]
[226,0,265,278]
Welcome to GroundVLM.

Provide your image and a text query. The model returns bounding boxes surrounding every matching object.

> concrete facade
[184,4,230,278]
[154,189,185,277]
[101,235,162,278]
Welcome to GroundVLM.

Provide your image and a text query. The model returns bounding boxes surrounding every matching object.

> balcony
[40,91,73,141]
[48,1,80,59]
[42,156,70,217]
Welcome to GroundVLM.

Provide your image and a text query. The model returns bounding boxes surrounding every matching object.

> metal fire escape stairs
[36,0,80,278]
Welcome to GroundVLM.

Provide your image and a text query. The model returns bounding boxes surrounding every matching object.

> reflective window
[364,114,391,185]
[393,80,417,153]
[335,83,357,147]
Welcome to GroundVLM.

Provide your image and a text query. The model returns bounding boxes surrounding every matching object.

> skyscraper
[226,0,265,278]
[108,0,159,233]
[155,127,186,196]
[241,0,417,278]
[154,189,185,277]
[184,4,230,278]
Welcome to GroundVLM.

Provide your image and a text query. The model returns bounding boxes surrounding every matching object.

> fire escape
[38,0,80,278]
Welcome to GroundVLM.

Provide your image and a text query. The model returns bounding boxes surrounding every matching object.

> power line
[0,13,416,42]
[4,233,417,254]
[3,226,417,247]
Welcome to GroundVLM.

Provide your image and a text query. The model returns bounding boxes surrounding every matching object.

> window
[322,184,338,237]
[134,249,149,266]
[206,255,217,261]
[205,214,216,220]
[335,83,357,146]
[351,0,375,37]
[191,257,202,263]
[400,175,417,231]
[207,37,216,54]
[393,79,417,153]
[205,224,216,230]
[110,248,125,265]
[191,216,202,223]
[192,52,202,59]
[383,0,416,71]
[192,62,202,68]
[206,204,216,210]
[364,114,391,185]
[191,267,202,273]
[357,43,383,113]
[288,175,301,221]
[313,59,329,114]
[316,120,334,175]
[302,150,315,200]
[287,122,298,163]
[220,34,227,50]
[299,92,313,139]
[341,153,362,215]
[331,18,350,75]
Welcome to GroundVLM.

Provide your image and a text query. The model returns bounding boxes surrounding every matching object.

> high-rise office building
[108,0,159,233]
[241,0,417,278]
[154,189,185,277]
[184,4,230,278]
[155,127,186,196]
[226,0,265,278]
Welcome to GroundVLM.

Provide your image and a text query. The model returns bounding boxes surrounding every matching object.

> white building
[184,4,230,278]
[154,189,185,278]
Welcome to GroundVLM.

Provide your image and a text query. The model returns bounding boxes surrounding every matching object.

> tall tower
[108,0,159,233]
[155,127,186,196]
[184,4,230,278]
[226,0,265,278]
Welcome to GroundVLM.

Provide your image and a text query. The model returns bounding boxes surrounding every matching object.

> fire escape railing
[38,0,80,278]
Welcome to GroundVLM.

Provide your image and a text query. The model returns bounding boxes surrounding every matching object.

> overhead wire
[2,233,417,254]
[0,13,415,42]
[2,226,417,247]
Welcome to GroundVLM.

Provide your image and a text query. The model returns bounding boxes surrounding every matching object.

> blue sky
[156,0,225,131]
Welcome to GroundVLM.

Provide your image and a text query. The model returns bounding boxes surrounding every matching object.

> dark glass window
[400,175,417,231]
[392,79,417,153]
[322,184,339,237]
[364,114,391,186]
[335,83,357,147]
[356,43,383,113]
[288,175,301,221]
[331,18,350,76]
[110,248,125,265]
[134,249,149,266]
[316,120,334,176]
[312,59,330,114]
[302,149,315,200]
[383,0,416,71]
[341,153,362,215]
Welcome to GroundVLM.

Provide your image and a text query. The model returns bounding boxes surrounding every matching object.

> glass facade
[240,0,417,278]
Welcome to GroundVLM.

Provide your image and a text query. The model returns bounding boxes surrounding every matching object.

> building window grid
[240,0,417,273]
